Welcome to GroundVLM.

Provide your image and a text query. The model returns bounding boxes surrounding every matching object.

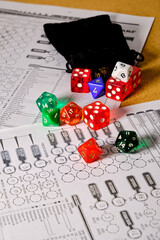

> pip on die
[71,68,91,93]
[83,101,110,130]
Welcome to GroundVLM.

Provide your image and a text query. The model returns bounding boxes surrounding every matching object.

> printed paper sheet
[0,100,160,240]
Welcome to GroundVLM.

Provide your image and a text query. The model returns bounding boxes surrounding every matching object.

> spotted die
[71,68,91,93]
[83,101,110,130]
[130,66,141,90]
[106,77,132,101]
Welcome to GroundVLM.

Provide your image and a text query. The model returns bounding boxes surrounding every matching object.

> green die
[36,92,58,112]
[115,130,139,153]
[42,108,60,126]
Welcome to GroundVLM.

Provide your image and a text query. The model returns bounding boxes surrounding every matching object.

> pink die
[83,101,110,130]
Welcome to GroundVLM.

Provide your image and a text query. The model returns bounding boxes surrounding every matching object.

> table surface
[6,0,160,107]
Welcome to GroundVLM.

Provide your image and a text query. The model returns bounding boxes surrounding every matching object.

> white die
[111,61,133,83]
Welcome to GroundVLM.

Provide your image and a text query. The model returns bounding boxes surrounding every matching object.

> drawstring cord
[66,49,144,73]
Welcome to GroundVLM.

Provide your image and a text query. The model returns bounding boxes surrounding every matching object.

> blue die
[88,77,105,99]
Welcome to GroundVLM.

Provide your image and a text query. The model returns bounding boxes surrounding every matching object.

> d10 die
[71,68,91,93]
[112,61,133,83]
[60,101,82,125]
[130,66,141,90]
[83,101,110,130]
[88,77,105,99]
[106,77,132,101]
[115,130,139,153]
[42,108,59,126]
[77,138,103,163]
[92,66,111,83]
[36,92,58,112]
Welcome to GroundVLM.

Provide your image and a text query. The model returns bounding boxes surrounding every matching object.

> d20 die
[36,92,58,112]
[112,61,133,83]
[115,130,139,153]
[83,101,110,130]
[77,138,103,163]
[71,68,91,93]
[106,77,132,101]
[88,77,105,99]
[130,66,141,91]
[42,108,60,126]
[60,101,82,125]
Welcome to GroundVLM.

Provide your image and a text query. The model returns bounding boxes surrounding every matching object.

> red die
[106,66,141,101]
[83,101,110,130]
[60,102,82,125]
[106,77,132,101]
[130,66,141,90]
[77,138,103,163]
[71,68,91,93]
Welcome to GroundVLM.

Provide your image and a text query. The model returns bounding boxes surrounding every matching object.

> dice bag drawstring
[66,49,144,73]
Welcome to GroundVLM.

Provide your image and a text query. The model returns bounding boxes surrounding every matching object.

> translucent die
[77,138,103,163]
[36,92,58,112]
[60,101,82,125]
[115,130,139,153]
[71,68,91,93]
[106,77,132,101]
[83,101,110,130]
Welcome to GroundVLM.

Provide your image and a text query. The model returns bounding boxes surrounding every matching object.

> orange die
[60,102,82,125]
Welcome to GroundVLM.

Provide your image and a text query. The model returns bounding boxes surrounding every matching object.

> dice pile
[36,95,110,131]
[36,61,141,163]
[71,61,141,100]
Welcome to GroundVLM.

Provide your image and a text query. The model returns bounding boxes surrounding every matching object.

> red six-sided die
[71,68,91,93]
[83,101,110,130]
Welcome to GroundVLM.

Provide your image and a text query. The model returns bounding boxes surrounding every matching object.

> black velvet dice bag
[44,14,144,77]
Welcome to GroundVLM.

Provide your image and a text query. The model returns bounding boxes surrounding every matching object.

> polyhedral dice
[42,108,59,126]
[60,101,82,125]
[92,66,111,83]
[88,77,105,99]
[130,66,141,90]
[83,101,110,130]
[112,61,133,83]
[36,92,58,112]
[106,77,132,101]
[71,68,91,93]
[115,130,139,153]
[77,138,103,163]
